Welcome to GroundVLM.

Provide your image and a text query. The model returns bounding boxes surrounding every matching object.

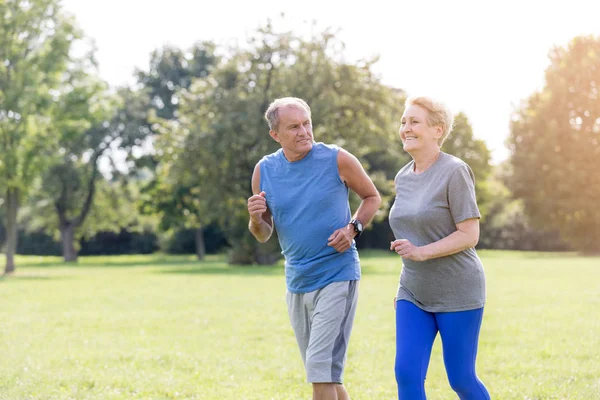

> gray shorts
[286,280,359,383]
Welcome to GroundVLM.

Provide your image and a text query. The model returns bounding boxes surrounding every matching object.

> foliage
[135,42,220,259]
[508,36,600,253]
[478,164,570,251]
[168,21,405,264]
[0,0,81,271]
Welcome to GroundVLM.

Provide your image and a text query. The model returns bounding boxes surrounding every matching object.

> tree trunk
[195,227,206,261]
[4,188,19,274]
[60,223,78,262]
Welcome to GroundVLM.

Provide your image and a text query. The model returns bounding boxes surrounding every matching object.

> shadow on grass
[157,264,285,276]
[0,273,66,282]
[80,258,211,268]
[15,255,212,269]
[11,253,288,275]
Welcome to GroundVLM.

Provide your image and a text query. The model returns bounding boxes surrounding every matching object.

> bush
[166,225,229,255]
[79,230,159,255]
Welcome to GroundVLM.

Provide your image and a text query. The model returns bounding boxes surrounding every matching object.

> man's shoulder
[258,149,283,166]
[312,142,339,153]
[314,142,339,150]
[313,142,342,160]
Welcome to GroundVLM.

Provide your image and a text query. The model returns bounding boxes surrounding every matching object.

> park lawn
[0,250,599,399]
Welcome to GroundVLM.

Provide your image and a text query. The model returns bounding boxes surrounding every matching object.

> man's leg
[335,383,350,400]
[307,280,359,400]
[286,289,311,365]
[311,383,350,400]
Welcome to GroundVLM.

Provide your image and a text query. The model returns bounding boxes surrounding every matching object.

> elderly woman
[389,96,490,399]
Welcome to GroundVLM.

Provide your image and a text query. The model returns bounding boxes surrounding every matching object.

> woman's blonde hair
[405,96,454,145]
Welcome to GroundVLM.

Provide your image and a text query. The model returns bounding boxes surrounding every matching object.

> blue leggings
[395,300,490,400]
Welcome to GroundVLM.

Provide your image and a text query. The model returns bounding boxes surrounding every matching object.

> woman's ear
[435,125,443,141]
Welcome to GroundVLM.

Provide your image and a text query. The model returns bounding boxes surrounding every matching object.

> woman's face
[399,105,442,154]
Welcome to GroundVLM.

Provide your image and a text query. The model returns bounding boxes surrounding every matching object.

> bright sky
[62,0,600,163]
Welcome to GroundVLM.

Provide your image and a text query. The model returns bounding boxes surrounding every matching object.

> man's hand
[247,191,268,224]
[390,239,426,262]
[327,225,356,253]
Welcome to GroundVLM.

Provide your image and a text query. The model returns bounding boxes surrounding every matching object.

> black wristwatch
[349,218,363,238]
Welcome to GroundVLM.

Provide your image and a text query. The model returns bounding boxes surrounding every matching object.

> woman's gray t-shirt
[389,152,486,312]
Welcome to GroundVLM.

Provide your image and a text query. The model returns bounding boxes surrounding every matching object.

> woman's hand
[390,239,427,262]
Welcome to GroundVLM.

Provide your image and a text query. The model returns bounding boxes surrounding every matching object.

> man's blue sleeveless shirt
[259,142,360,293]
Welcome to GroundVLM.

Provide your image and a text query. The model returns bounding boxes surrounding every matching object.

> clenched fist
[247,191,268,224]
[327,225,356,253]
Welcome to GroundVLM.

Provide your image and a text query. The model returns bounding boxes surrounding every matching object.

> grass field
[1,250,599,399]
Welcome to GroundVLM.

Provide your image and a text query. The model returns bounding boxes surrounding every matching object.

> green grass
[1,250,599,399]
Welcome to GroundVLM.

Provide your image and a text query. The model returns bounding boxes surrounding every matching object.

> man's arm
[338,149,381,228]
[247,163,274,243]
[327,149,381,252]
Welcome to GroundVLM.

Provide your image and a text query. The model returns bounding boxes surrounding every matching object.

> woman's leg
[395,300,438,400]
[436,308,490,400]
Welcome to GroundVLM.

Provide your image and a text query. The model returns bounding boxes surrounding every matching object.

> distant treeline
[2,220,569,257]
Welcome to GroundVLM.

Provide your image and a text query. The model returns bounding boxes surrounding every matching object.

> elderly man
[247,97,381,400]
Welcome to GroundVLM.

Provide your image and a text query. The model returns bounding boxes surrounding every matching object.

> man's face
[270,105,314,159]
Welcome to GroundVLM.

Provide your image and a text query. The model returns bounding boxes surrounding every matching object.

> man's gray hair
[264,97,312,132]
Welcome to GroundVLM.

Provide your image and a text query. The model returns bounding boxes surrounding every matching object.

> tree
[169,22,404,264]
[0,0,79,273]
[22,86,153,262]
[23,175,157,257]
[508,36,600,253]
[136,42,219,259]
[40,66,112,261]
[51,87,150,261]
[136,42,217,121]
[138,155,212,260]
[477,163,569,251]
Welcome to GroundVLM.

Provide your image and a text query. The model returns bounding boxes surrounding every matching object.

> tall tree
[477,163,569,251]
[138,146,212,260]
[0,0,79,273]
[136,42,218,259]
[167,23,404,264]
[508,36,600,253]
[43,87,150,261]
[19,80,153,262]
[137,42,217,121]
